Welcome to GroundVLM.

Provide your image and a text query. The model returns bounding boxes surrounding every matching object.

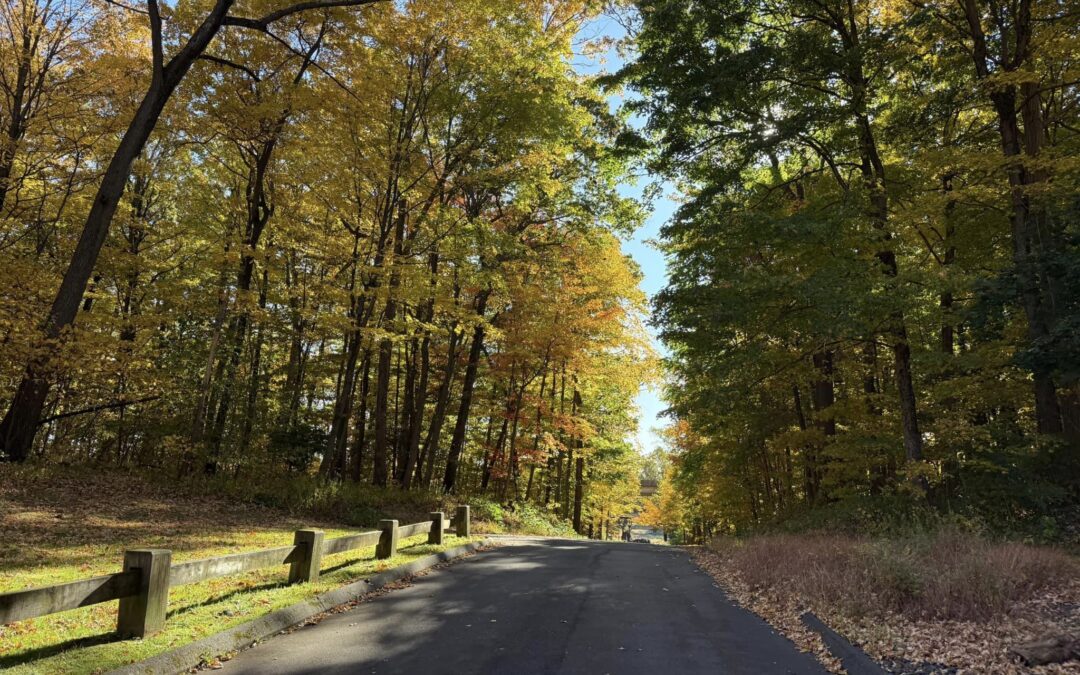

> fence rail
[322,530,381,557]
[0,504,471,637]
[0,571,140,625]
[397,521,433,539]
[169,544,301,587]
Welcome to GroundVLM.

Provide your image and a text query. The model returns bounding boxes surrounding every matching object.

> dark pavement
[221,538,828,674]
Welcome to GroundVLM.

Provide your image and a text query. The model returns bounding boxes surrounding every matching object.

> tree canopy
[0,0,653,535]
[620,0,1080,539]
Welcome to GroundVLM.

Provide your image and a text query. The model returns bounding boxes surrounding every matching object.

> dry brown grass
[694,530,1080,674]
[717,530,1077,622]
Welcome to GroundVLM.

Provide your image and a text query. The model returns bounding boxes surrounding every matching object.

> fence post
[288,529,324,584]
[376,519,399,560]
[455,505,470,538]
[428,512,444,545]
[117,549,171,638]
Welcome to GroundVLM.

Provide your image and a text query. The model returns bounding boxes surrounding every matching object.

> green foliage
[765,495,967,539]
[0,0,654,541]
[620,0,1080,541]
[472,500,580,538]
[268,422,326,475]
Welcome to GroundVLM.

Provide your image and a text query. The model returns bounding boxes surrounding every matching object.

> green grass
[0,465,482,674]
[1,533,480,674]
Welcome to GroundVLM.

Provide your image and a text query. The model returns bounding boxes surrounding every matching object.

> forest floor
[0,466,482,674]
[690,533,1080,675]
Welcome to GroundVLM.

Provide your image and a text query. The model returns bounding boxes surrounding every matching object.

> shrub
[467,499,578,538]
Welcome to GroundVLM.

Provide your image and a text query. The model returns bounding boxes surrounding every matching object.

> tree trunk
[401,252,439,489]
[572,455,584,533]
[349,350,372,482]
[237,269,269,460]
[859,133,925,471]
[205,118,283,473]
[402,339,427,487]
[402,334,429,489]
[324,240,366,480]
[960,0,1065,436]
[394,337,416,484]
[562,378,578,519]
[323,327,362,478]
[442,288,490,493]
[372,202,407,487]
[191,257,233,445]
[278,253,307,431]
[0,0,235,461]
[807,351,835,503]
[373,328,393,487]
[482,379,512,494]
[827,3,925,479]
[505,414,521,501]
[525,464,536,502]
[856,116,924,470]
[0,15,32,214]
[941,176,958,356]
[419,324,458,486]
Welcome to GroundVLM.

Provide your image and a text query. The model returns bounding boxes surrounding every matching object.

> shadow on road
[223,539,828,675]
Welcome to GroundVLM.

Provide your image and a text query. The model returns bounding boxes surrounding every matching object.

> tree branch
[147,0,164,83]
[38,395,162,426]
[223,0,384,32]
[197,54,261,81]
[98,0,150,16]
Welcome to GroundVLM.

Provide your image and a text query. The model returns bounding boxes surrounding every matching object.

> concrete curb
[109,539,492,675]
[800,611,887,675]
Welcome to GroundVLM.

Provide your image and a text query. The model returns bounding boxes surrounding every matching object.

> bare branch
[197,54,262,81]
[38,395,162,426]
[97,0,150,16]
[257,25,364,102]
[223,0,385,32]
[147,0,163,82]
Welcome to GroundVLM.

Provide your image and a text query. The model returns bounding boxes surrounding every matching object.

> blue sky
[574,14,677,456]
[622,191,676,456]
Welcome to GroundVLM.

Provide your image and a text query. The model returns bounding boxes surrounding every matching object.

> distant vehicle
[632,538,650,544]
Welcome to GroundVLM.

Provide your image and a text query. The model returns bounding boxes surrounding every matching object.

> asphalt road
[221,538,828,675]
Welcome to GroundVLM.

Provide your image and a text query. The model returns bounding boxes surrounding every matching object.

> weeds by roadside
[691,530,1080,674]
[718,530,1076,622]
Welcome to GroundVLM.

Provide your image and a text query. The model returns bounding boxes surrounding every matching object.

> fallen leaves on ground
[688,546,1080,675]
[688,546,844,673]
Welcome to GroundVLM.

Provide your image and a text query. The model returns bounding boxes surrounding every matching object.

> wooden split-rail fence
[0,505,471,638]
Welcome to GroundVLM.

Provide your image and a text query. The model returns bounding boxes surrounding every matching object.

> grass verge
[0,466,481,674]
[691,530,1080,674]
